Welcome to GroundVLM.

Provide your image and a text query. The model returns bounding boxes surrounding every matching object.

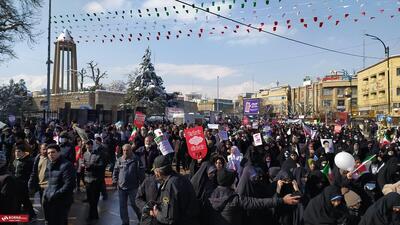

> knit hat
[344,190,361,208]
[217,169,236,187]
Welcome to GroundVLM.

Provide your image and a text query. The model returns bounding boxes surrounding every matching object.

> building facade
[357,55,400,117]
[197,99,234,113]
[254,85,291,116]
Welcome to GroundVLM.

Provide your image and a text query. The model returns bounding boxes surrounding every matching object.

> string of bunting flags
[52,0,400,44]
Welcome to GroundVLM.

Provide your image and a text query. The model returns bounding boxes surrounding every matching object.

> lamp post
[46,0,52,121]
[365,34,390,115]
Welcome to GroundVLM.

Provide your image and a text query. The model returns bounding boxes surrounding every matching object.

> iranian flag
[128,126,138,142]
[302,123,317,139]
[380,133,392,147]
[321,162,334,184]
[353,154,376,176]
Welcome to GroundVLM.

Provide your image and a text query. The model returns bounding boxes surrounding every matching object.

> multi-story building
[233,93,254,114]
[197,98,234,113]
[357,55,400,117]
[290,76,320,117]
[318,73,357,118]
[254,85,291,117]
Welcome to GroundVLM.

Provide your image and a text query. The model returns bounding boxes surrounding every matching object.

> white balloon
[334,151,355,171]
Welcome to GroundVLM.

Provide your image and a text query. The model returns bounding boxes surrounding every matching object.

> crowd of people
[0,117,399,225]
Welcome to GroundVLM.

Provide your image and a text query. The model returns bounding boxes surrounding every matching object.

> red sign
[334,124,342,134]
[134,111,146,129]
[0,215,29,223]
[184,126,208,160]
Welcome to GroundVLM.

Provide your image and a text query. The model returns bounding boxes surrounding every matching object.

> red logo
[0,215,29,223]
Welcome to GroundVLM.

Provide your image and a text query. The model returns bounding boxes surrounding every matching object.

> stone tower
[52,29,78,94]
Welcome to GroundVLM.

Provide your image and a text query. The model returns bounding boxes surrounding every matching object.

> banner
[184,126,208,160]
[134,111,146,129]
[154,128,174,155]
[243,98,260,115]
[165,107,184,122]
[207,124,219,130]
[321,139,334,153]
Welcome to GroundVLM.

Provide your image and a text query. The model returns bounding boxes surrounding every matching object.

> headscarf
[359,192,400,225]
[304,185,347,225]
[377,157,399,190]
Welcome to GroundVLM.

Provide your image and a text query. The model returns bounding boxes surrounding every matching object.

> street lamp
[365,34,390,115]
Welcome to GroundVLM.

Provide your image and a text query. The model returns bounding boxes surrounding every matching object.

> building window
[351,98,357,106]
[337,100,345,106]
[397,68,400,76]
[323,100,332,107]
[379,72,385,77]
[370,74,377,79]
[323,88,333,96]
[337,88,345,96]
[397,88,400,96]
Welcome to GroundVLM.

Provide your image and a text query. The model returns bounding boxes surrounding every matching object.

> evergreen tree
[124,48,167,115]
[0,79,32,118]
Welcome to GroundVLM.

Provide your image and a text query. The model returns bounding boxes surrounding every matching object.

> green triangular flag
[241,3,245,8]
[229,5,232,9]
[217,6,220,11]
[253,2,256,7]
[212,1,215,6]
[266,0,269,4]
[156,13,160,17]
[166,12,169,16]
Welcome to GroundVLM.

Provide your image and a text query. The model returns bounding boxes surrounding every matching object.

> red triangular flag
[146,37,150,40]
[380,9,384,13]
[128,38,131,42]
[300,18,305,23]
[319,22,323,27]
[198,33,201,37]
[328,15,333,20]
[260,22,265,26]
[345,13,349,18]
[354,19,358,22]
[272,27,276,31]
[233,30,237,33]
[156,36,160,40]
[236,25,240,29]
[258,28,263,32]
[246,29,250,33]
[200,28,203,33]
[287,25,292,29]
[167,31,171,35]
[336,20,340,25]
[313,17,318,22]
[166,36,169,39]
[176,35,179,38]
[286,19,291,24]
[361,11,366,16]
[221,31,225,34]
[304,24,308,28]
[224,26,228,29]
[274,21,278,26]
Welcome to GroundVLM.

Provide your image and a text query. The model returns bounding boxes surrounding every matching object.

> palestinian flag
[128,126,138,142]
[353,154,376,177]
[321,162,334,184]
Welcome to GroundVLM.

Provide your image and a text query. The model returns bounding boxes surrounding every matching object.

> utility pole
[46,0,52,121]
[216,76,220,113]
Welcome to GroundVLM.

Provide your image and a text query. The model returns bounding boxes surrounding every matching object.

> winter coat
[207,186,283,225]
[83,149,105,183]
[112,155,144,190]
[43,156,76,204]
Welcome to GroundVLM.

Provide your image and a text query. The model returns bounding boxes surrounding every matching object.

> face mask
[145,144,151,148]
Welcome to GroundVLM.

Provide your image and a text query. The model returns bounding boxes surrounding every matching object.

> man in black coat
[12,145,36,220]
[0,151,19,225]
[59,131,76,164]
[83,140,105,223]
[43,144,76,225]
[150,155,200,225]
[135,136,159,174]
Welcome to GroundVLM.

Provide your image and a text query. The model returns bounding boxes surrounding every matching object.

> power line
[174,0,382,60]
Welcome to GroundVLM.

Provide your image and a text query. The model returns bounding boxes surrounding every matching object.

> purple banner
[243,98,260,115]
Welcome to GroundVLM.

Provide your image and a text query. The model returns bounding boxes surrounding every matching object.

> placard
[184,126,208,160]
[207,124,219,130]
[218,130,229,141]
[134,111,146,129]
[320,139,334,153]
[253,133,263,146]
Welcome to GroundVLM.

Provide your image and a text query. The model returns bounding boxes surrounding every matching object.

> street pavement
[30,187,139,225]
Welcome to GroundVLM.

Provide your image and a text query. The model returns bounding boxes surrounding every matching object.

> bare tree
[85,61,107,90]
[0,0,42,62]
[107,80,126,92]
[78,68,86,91]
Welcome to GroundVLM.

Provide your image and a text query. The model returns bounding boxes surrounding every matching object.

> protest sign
[243,98,260,115]
[320,139,334,153]
[218,130,229,141]
[253,133,263,146]
[207,124,219,130]
[184,126,208,160]
[134,111,146,129]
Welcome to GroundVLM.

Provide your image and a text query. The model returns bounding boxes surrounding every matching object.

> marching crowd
[0,118,400,225]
